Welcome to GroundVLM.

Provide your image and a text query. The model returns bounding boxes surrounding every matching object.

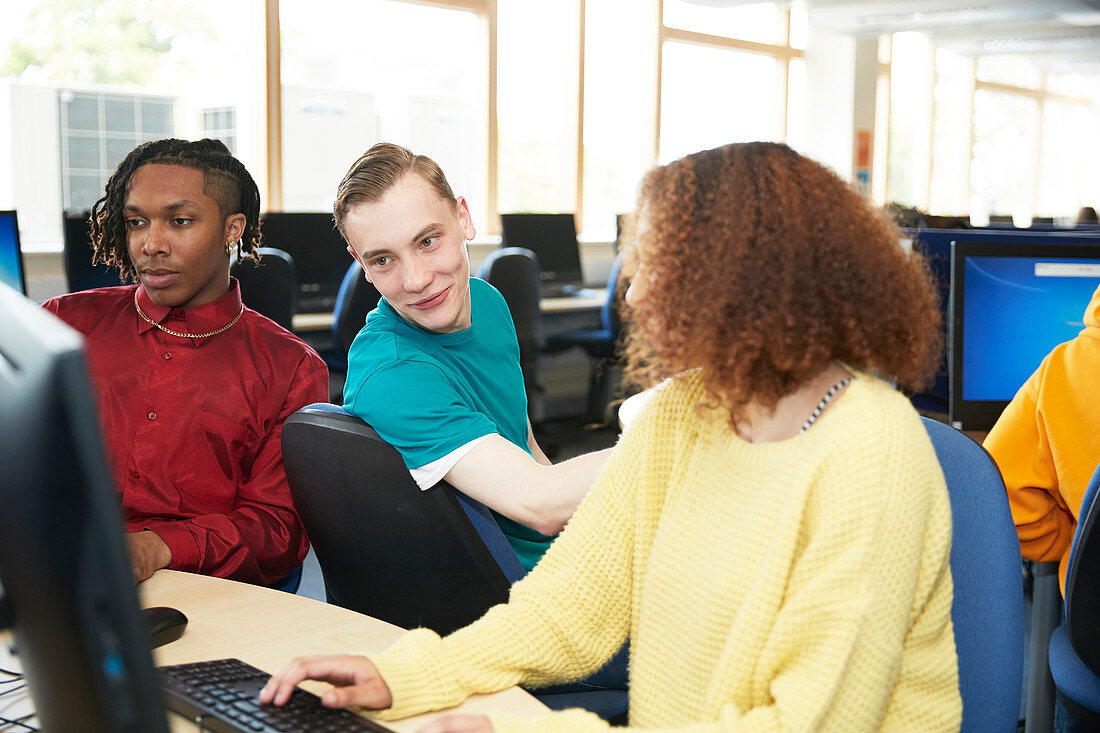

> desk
[291,290,608,333]
[0,570,546,732]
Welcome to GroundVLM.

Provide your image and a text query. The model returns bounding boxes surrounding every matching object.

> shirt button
[148,412,156,420]
[130,470,140,479]
[163,353,172,360]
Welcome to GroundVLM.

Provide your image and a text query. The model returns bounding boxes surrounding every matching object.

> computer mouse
[143,606,188,649]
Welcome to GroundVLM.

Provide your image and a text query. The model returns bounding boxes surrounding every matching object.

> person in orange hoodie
[984,283,1100,590]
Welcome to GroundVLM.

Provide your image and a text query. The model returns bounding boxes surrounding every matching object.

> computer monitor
[500,213,585,296]
[0,210,26,294]
[260,212,350,313]
[63,210,127,293]
[0,282,169,732]
[949,240,1100,431]
[905,227,1100,414]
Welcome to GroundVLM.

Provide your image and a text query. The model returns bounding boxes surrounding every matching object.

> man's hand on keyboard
[259,654,393,710]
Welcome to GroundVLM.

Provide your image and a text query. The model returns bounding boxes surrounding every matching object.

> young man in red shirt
[43,138,328,585]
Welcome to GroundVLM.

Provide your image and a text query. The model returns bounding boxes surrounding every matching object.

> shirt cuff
[139,520,201,573]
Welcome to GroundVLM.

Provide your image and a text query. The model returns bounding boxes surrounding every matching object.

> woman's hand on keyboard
[259,654,393,710]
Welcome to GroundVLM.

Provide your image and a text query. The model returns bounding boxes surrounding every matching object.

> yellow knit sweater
[368,371,962,732]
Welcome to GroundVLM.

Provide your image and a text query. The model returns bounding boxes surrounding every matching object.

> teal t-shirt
[343,277,553,571]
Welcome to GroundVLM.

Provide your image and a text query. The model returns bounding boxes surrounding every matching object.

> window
[581,0,654,235]
[496,0,580,215]
[976,54,1041,89]
[59,91,175,212]
[971,88,1040,223]
[0,0,262,250]
[663,0,784,45]
[280,0,488,218]
[928,48,971,215]
[660,43,783,164]
[1038,99,1100,220]
[885,32,933,208]
[201,106,236,153]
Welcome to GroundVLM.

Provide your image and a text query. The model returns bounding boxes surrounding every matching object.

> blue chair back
[267,564,303,594]
[1064,460,1100,674]
[921,417,1024,732]
[331,262,382,365]
[602,250,625,338]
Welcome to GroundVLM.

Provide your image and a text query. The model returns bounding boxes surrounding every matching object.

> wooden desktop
[0,570,548,732]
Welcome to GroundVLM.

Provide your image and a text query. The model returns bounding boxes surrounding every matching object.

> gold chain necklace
[134,288,244,339]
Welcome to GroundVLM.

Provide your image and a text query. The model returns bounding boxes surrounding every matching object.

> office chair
[280,403,628,720]
[231,247,297,331]
[545,250,626,421]
[1047,460,1100,728]
[475,247,546,421]
[331,261,382,366]
[268,564,303,594]
[920,418,1024,732]
[62,210,127,292]
[281,403,520,633]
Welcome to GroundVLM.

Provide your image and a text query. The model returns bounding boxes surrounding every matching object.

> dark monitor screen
[0,210,25,294]
[260,212,350,313]
[0,282,169,732]
[949,240,1100,431]
[63,210,127,293]
[500,213,584,295]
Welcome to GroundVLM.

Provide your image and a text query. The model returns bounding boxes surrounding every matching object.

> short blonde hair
[333,143,456,238]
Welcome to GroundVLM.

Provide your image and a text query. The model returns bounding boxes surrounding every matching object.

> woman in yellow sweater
[262,142,961,732]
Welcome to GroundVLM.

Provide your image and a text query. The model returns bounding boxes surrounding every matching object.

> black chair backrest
[332,262,382,358]
[476,247,544,402]
[281,405,512,635]
[232,247,297,331]
[62,210,126,292]
[1066,461,1100,676]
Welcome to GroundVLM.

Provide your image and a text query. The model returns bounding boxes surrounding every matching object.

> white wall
[802,28,859,179]
[1,82,63,250]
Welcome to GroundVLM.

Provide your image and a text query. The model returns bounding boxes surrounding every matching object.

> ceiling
[688,1,1100,73]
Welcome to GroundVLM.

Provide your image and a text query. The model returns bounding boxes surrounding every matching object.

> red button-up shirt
[43,282,328,585]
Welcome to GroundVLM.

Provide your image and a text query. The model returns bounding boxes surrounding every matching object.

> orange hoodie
[985,283,1100,591]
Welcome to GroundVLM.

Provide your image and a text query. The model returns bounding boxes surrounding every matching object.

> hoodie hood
[1084,284,1100,330]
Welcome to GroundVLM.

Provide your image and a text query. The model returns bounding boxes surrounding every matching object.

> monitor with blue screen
[949,239,1100,430]
[904,227,1100,414]
[0,210,25,294]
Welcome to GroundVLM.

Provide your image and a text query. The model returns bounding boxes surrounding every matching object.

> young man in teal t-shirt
[335,143,612,572]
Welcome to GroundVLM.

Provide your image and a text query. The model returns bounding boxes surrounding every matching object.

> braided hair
[89,138,263,281]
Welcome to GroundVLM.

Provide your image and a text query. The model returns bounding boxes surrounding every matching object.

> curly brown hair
[622,141,941,425]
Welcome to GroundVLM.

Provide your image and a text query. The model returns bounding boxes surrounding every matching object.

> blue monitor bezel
[0,209,26,295]
[949,239,1100,431]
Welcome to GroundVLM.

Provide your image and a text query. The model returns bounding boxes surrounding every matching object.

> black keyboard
[157,657,394,732]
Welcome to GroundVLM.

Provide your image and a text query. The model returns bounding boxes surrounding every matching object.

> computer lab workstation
[0,204,623,732]
[6,196,1100,732]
